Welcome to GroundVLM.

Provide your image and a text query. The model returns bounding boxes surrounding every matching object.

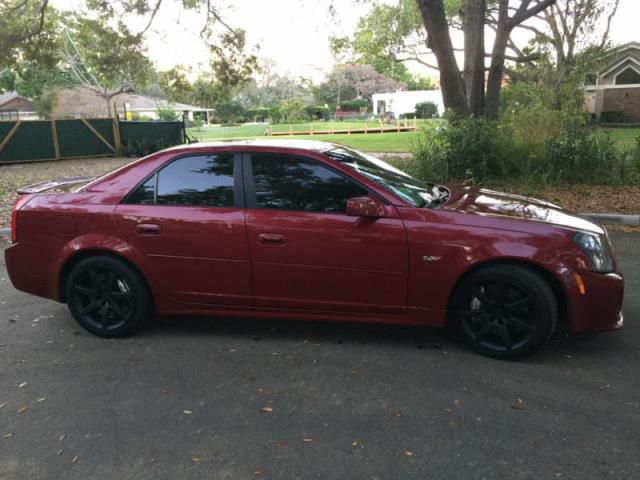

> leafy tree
[62,15,154,114]
[315,64,404,108]
[406,76,437,90]
[213,99,247,123]
[156,66,194,103]
[279,96,307,122]
[415,101,439,118]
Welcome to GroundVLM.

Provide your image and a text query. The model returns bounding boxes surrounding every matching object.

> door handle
[135,223,162,235]
[257,233,287,245]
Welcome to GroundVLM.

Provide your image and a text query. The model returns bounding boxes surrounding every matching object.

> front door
[244,153,408,315]
[116,152,252,306]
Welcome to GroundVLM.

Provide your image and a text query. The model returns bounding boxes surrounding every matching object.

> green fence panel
[0,121,55,163]
[119,121,184,153]
[56,119,115,158]
[0,119,184,163]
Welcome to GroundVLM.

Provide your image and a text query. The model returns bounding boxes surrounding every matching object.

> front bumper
[567,271,624,334]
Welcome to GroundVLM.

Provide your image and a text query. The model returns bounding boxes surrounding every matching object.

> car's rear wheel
[65,256,152,337]
[450,265,557,360]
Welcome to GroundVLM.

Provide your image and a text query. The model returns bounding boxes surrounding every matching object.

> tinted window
[127,154,235,207]
[251,155,367,213]
[127,176,155,204]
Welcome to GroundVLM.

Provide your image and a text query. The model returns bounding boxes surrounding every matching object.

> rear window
[126,154,235,207]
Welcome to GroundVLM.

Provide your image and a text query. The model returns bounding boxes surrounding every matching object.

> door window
[126,154,235,207]
[250,154,367,213]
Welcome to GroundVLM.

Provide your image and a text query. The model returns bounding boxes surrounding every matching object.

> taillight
[11,194,33,243]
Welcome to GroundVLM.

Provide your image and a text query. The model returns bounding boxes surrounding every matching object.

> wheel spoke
[109,301,126,319]
[505,297,531,313]
[112,291,133,300]
[74,285,97,297]
[498,324,512,351]
[100,305,109,328]
[80,299,101,315]
[458,309,488,318]
[475,321,494,342]
[508,315,536,333]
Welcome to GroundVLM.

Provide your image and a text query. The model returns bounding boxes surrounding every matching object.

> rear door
[116,152,252,306]
[243,152,408,315]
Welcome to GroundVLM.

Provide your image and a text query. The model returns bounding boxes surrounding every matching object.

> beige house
[0,91,39,120]
[585,42,640,122]
[51,86,213,122]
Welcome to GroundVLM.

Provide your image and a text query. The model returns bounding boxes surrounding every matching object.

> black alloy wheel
[451,265,557,360]
[66,256,152,337]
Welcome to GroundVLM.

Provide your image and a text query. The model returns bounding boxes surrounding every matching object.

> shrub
[304,105,331,121]
[410,115,633,186]
[156,104,180,121]
[339,98,369,111]
[415,101,439,119]
[600,111,626,123]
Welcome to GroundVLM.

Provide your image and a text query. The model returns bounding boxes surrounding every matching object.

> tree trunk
[462,0,486,117]
[484,0,510,120]
[416,0,469,115]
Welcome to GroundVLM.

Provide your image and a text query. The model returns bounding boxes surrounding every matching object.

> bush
[600,111,626,123]
[156,104,181,121]
[415,101,439,119]
[339,98,369,111]
[304,105,331,121]
[409,115,636,186]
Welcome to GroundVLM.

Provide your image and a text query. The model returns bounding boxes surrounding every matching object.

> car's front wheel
[65,256,152,337]
[450,265,558,360]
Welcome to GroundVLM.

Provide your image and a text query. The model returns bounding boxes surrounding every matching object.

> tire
[65,255,152,337]
[450,264,557,360]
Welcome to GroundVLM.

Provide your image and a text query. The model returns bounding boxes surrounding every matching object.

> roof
[372,89,441,97]
[599,42,640,76]
[0,91,21,108]
[124,94,212,112]
[164,138,340,153]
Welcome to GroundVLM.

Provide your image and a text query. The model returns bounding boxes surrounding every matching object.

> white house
[372,90,445,119]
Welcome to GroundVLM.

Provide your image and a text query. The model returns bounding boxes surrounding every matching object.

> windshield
[324,147,446,208]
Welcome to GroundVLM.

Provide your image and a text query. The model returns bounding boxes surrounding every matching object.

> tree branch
[599,0,620,49]
[508,0,556,29]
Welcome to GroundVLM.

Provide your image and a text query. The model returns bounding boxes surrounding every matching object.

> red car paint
[4,140,624,334]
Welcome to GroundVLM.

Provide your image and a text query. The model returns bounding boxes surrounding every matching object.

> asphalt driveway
[0,232,638,480]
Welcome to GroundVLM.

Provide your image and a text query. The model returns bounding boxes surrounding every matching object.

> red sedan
[5,140,624,359]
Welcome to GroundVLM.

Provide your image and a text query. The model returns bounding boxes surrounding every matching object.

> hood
[442,187,604,234]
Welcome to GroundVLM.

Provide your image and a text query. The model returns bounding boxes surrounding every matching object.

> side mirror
[346,196,385,218]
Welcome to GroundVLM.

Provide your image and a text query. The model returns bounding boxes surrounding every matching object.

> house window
[615,67,640,85]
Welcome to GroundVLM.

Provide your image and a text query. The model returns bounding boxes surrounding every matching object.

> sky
[52,0,640,83]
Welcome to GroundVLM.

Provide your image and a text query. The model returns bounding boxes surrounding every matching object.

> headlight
[574,232,614,273]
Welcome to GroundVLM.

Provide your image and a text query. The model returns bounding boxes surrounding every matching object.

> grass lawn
[187,120,434,152]
[596,127,640,149]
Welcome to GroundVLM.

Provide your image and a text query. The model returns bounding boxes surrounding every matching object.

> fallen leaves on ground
[259,406,273,413]
[511,398,526,410]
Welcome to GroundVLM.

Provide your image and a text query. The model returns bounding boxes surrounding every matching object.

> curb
[583,213,640,226]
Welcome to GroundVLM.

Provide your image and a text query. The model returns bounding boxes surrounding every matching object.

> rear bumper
[567,271,624,334]
[4,243,60,301]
